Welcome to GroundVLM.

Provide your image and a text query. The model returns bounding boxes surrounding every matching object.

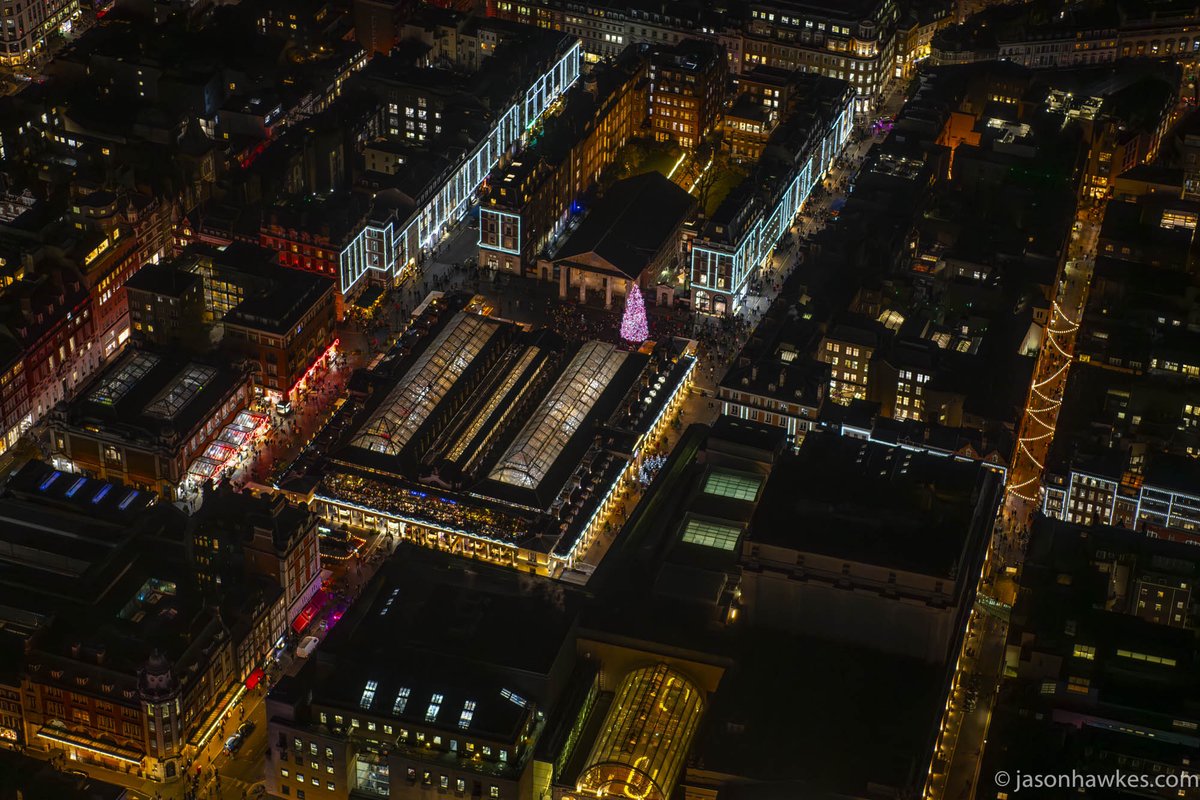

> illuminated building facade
[222,269,337,402]
[337,37,582,299]
[264,547,579,800]
[0,0,78,67]
[550,172,694,309]
[305,297,695,576]
[691,76,854,315]
[477,47,649,277]
[818,323,877,406]
[741,0,899,113]
[1044,465,1200,538]
[649,39,726,149]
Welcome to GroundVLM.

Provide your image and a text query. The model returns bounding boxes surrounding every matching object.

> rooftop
[554,172,695,279]
[749,432,995,579]
[56,347,246,446]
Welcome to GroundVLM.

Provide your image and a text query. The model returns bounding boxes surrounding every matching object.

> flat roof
[749,432,992,579]
[320,547,579,678]
[224,268,334,334]
[60,348,244,445]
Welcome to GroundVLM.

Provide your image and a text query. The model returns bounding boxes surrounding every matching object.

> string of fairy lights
[1007,299,1081,504]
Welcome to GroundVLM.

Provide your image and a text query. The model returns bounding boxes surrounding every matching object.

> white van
[296,635,319,658]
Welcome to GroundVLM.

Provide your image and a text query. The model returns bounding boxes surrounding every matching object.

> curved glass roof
[489,342,627,490]
[577,664,704,800]
[446,346,541,464]
[352,312,498,456]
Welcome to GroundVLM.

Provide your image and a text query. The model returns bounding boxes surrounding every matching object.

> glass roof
[144,363,218,420]
[681,518,741,551]
[489,341,627,490]
[578,664,703,800]
[89,351,161,406]
[703,470,762,502]
[352,312,498,456]
[447,346,541,464]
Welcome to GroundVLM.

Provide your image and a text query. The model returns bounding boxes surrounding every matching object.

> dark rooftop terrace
[749,431,994,579]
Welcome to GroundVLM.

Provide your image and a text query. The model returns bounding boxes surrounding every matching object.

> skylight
[393,687,411,715]
[681,518,741,551]
[426,693,444,722]
[458,700,476,730]
[360,680,378,710]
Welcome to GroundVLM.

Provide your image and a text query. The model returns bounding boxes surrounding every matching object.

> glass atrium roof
[577,664,704,800]
[446,346,541,464]
[144,363,218,420]
[352,312,498,456]
[681,518,741,551]
[702,470,762,502]
[89,352,161,406]
[489,341,627,490]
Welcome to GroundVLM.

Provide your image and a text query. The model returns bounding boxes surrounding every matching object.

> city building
[0,461,276,783]
[718,308,827,444]
[932,0,1200,72]
[743,430,1002,662]
[264,547,582,800]
[222,267,337,403]
[336,25,582,301]
[575,418,950,798]
[818,319,879,405]
[547,172,695,308]
[978,518,1200,798]
[649,39,726,149]
[259,193,370,304]
[722,93,778,162]
[690,75,854,315]
[189,484,323,637]
[124,263,208,351]
[740,0,901,113]
[0,0,79,67]
[353,0,408,55]
[477,46,649,277]
[46,347,254,500]
[0,259,96,431]
[296,294,695,575]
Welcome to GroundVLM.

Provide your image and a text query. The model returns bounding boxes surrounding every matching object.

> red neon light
[285,338,339,398]
[239,139,271,169]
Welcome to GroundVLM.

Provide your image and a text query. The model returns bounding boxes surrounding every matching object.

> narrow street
[925,194,1104,800]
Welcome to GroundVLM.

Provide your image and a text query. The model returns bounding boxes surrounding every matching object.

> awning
[218,427,251,447]
[233,410,268,430]
[37,726,144,764]
[291,589,327,633]
[203,442,237,462]
[245,668,265,690]
[188,457,223,480]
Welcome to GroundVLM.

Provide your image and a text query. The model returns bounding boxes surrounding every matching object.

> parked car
[296,635,320,658]
[224,733,244,754]
[238,720,256,738]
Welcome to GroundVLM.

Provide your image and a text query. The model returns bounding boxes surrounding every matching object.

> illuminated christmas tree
[620,283,649,344]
